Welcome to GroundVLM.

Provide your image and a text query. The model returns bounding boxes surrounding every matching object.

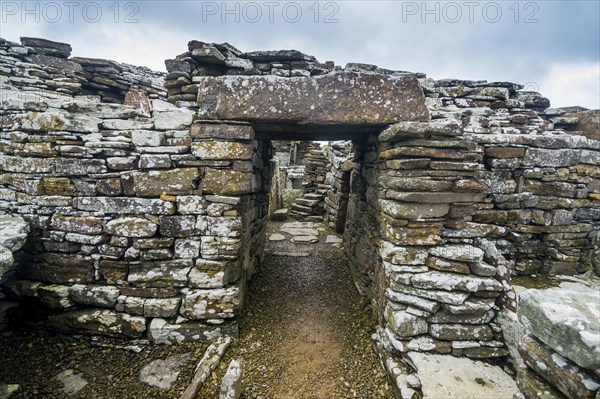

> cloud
[0,1,598,108]
[539,62,600,109]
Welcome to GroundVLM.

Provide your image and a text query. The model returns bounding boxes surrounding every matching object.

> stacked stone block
[419,78,600,276]
[289,145,329,221]
[0,37,271,342]
[164,41,339,105]
[323,141,353,232]
[370,122,512,359]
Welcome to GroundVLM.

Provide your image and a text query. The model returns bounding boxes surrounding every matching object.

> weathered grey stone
[388,192,485,204]
[0,214,28,280]
[202,168,259,195]
[516,365,566,399]
[386,289,440,313]
[518,335,599,399]
[190,123,255,140]
[76,197,175,215]
[174,238,201,258]
[154,108,194,130]
[177,195,208,215]
[188,258,239,289]
[149,318,238,344]
[291,235,319,244]
[54,369,87,397]
[69,284,120,308]
[161,216,198,237]
[379,121,462,142]
[219,359,244,399]
[38,284,75,309]
[268,234,286,242]
[48,309,146,338]
[442,298,497,315]
[139,154,171,169]
[201,237,241,260]
[131,130,165,147]
[105,217,157,237]
[429,245,484,262]
[425,257,470,274]
[469,260,497,277]
[192,141,253,160]
[386,309,428,338]
[389,283,470,305]
[519,286,600,369]
[380,199,449,220]
[429,324,494,341]
[196,216,242,238]
[196,72,428,125]
[143,298,181,318]
[406,352,518,399]
[411,271,502,292]
[523,148,580,167]
[133,168,199,196]
[380,242,429,265]
[139,353,191,389]
[128,260,194,287]
[180,287,240,319]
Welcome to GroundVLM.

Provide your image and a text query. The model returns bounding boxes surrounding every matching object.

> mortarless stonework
[0,36,599,398]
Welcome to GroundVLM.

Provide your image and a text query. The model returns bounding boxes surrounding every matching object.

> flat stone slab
[406,352,518,399]
[291,235,319,244]
[54,369,88,397]
[196,72,428,126]
[271,209,288,221]
[279,222,320,237]
[518,283,600,369]
[139,353,191,389]
[268,234,286,242]
[265,250,310,257]
[325,235,343,244]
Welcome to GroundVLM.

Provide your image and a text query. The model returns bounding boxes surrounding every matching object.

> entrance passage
[198,220,393,398]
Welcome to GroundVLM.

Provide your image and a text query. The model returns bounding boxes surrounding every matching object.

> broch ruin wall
[1,37,598,398]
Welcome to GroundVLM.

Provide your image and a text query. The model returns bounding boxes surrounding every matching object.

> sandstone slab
[196,72,428,126]
[48,309,146,338]
[519,285,600,369]
[149,318,238,344]
[139,353,191,389]
[406,352,518,399]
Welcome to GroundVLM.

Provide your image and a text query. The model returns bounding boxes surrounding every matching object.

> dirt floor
[198,221,393,398]
[0,222,393,399]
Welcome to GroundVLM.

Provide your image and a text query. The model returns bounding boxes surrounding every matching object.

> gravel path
[198,222,393,398]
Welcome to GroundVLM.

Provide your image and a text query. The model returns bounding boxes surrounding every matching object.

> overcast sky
[1,0,599,108]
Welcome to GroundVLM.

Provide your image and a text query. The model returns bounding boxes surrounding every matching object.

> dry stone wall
[1,37,271,342]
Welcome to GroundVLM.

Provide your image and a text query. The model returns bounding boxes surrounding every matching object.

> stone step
[296,199,322,207]
[291,204,313,213]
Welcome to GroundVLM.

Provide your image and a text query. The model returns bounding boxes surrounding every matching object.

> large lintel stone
[196,72,429,126]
